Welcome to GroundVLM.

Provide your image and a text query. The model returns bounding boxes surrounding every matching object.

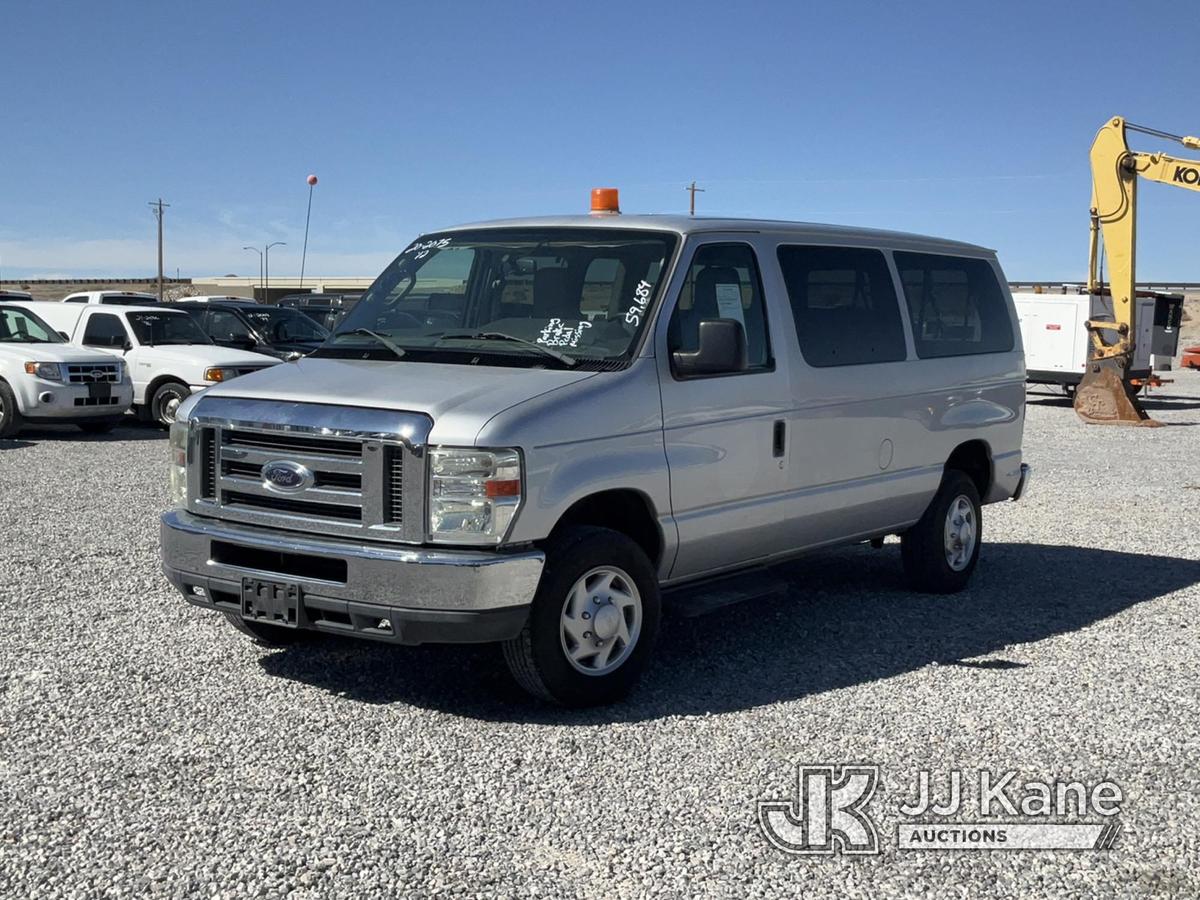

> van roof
[431,215,994,255]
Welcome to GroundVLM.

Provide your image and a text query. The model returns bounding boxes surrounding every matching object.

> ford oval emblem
[261,460,314,493]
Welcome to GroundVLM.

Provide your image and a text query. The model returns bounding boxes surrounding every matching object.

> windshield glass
[241,307,329,343]
[127,311,212,345]
[318,228,677,368]
[0,305,65,343]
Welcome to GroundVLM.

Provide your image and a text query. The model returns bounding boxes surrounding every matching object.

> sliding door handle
[772,420,786,458]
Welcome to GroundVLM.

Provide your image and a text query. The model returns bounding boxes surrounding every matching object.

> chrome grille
[66,363,121,383]
[186,398,429,545]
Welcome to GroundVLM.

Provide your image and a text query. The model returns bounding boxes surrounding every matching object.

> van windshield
[0,305,65,343]
[316,228,677,368]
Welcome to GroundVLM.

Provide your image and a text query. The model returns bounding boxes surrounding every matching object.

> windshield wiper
[347,328,407,359]
[437,331,576,367]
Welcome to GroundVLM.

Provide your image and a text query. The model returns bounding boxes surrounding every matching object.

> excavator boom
[1075,117,1200,425]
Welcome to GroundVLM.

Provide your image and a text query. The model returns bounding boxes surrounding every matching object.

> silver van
[160,204,1030,706]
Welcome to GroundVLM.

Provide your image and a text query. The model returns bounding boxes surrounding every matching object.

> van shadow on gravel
[257,542,1200,724]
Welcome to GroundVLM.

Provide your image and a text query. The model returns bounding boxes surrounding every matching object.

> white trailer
[1014,291,1158,393]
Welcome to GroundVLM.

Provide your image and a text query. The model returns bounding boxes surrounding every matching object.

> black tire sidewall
[152,382,190,426]
[903,470,982,593]
[524,527,661,706]
[0,381,23,437]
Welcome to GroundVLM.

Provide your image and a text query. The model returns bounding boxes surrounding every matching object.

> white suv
[0,301,134,436]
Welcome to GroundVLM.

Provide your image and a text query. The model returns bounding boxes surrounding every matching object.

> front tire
[901,470,982,594]
[150,381,190,426]
[503,526,660,706]
[0,381,24,438]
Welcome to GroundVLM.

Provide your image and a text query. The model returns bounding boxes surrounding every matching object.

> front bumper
[14,379,132,420]
[160,509,543,644]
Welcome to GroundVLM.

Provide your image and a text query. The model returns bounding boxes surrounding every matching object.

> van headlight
[204,367,238,382]
[168,421,190,507]
[23,362,64,381]
[427,447,522,545]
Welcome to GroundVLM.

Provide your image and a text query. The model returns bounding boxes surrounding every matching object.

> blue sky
[2,0,1198,281]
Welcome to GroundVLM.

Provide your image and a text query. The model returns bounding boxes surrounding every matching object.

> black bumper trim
[165,567,529,645]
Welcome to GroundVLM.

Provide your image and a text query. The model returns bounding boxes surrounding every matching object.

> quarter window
[668,243,771,370]
[893,252,1014,358]
[776,245,907,367]
[81,313,129,348]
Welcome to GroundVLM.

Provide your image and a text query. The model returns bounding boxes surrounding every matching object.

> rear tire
[0,381,24,438]
[150,381,190,427]
[502,526,660,706]
[901,470,982,594]
[222,611,312,647]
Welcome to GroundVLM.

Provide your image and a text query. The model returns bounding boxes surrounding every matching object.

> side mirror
[122,339,133,351]
[58,331,70,341]
[671,319,748,377]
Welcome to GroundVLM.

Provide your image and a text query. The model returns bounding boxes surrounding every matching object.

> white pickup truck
[0,299,135,437]
[26,303,280,425]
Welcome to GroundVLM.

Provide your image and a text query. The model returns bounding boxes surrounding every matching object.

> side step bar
[664,569,790,618]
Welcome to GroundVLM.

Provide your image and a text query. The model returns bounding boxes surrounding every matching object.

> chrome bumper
[160,509,544,614]
[1011,463,1032,502]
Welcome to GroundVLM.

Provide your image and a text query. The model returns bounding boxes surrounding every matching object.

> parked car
[161,198,1030,706]
[0,301,134,436]
[169,298,329,360]
[27,303,280,425]
[62,290,160,305]
[276,293,360,331]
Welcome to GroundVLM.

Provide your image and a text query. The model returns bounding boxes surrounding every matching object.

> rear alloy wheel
[151,381,191,426]
[0,381,24,438]
[901,470,982,593]
[503,526,660,706]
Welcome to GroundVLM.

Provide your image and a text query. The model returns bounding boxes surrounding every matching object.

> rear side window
[82,313,128,348]
[776,245,907,367]
[893,252,1014,358]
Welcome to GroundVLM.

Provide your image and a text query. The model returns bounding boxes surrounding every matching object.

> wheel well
[551,490,663,567]
[144,374,188,404]
[945,440,992,497]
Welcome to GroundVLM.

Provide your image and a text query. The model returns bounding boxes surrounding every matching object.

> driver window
[668,243,771,370]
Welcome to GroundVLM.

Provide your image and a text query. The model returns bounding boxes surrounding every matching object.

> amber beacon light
[590,187,620,215]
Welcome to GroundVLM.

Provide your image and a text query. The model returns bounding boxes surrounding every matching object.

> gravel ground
[1,376,1198,898]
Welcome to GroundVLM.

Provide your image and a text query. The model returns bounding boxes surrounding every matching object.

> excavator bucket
[1073,367,1163,426]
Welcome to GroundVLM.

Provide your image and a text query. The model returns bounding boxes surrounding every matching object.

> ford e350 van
[161,192,1030,706]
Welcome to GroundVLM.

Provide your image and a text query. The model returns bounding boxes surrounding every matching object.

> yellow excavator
[1075,116,1200,425]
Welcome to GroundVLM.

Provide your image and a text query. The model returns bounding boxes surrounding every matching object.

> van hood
[0,342,124,365]
[202,357,597,425]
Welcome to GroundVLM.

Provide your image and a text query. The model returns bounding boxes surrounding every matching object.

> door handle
[772,420,786,458]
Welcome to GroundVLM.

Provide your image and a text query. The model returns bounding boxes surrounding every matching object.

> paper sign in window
[714,283,745,326]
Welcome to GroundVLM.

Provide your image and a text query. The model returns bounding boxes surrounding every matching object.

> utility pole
[148,198,170,300]
[686,181,705,217]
